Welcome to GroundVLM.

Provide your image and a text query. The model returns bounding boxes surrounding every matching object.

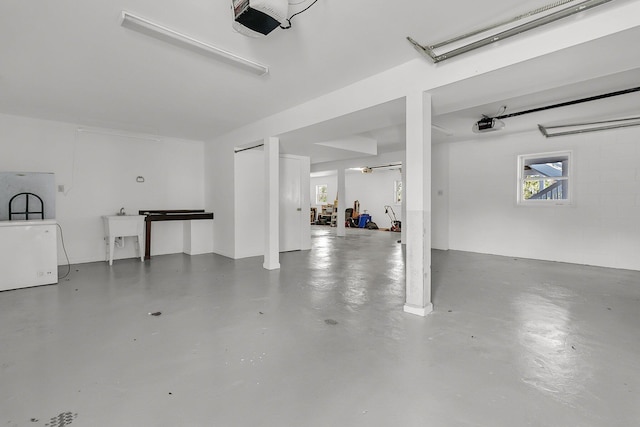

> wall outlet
[58,184,65,193]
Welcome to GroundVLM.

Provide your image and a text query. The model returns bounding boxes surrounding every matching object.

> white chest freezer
[0,219,58,291]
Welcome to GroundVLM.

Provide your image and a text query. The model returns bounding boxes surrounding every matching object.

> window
[394,180,402,204]
[315,184,328,204]
[517,151,571,205]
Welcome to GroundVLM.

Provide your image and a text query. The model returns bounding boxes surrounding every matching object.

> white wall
[0,113,205,265]
[432,143,450,250]
[310,173,337,212]
[235,148,264,259]
[235,150,311,259]
[446,127,640,271]
[205,139,236,258]
[346,169,402,229]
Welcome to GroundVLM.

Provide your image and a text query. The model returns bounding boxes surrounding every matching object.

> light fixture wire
[280,0,319,29]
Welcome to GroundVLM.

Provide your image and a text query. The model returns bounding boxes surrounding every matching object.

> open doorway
[309,164,403,233]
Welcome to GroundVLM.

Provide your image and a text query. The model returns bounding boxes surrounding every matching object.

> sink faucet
[119,207,126,216]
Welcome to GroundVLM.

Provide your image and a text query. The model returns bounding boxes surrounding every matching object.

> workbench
[138,210,214,260]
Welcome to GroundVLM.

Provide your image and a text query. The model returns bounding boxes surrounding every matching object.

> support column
[401,154,406,245]
[404,91,433,316]
[300,156,312,251]
[263,137,280,270]
[336,168,346,237]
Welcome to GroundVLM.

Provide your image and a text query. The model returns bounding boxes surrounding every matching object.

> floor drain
[324,319,338,325]
[45,412,77,427]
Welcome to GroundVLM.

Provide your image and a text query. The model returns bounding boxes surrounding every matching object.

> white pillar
[336,167,346,237]
[300,156,312,251]
[404,91,433,316]
[401,155,406,245]
[263,137,280,270]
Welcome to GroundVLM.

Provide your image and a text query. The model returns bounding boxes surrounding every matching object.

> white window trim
[394,180,402,205]
[315,184,328,205]
[517,150,573,206]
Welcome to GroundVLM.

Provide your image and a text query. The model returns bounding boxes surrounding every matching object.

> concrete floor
[1,226,639,426]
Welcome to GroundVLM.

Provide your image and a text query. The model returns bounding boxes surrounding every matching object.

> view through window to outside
[394,180,402,204]
[518,152,571,204]
[316,184,327,204]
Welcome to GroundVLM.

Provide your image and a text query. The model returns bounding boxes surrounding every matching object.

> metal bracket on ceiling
[407,0,614,64]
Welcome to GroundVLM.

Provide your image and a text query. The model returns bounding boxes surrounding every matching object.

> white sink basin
[103,215,144,236]
[102,215,145,265]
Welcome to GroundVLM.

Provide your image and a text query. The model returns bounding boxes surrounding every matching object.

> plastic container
[358,214,371,228]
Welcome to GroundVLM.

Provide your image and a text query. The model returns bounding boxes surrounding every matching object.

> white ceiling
[1,0,639,164]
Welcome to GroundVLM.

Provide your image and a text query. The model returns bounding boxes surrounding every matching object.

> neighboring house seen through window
[517,151,571,205]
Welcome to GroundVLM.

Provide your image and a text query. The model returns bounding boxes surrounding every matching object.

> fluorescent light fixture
[408,0,613,63]
[76,126,161,142]
[538,116,640,137]
[120,11,269,75]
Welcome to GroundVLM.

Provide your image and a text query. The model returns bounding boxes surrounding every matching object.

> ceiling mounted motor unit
[472,117,505,133]
[232,0,288,37]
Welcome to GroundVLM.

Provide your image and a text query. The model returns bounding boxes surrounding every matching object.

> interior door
[279,156,301,252]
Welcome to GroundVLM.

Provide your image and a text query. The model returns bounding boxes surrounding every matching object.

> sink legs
[105,235,145,265]
[107,236,115,266]
[137,234,144,262]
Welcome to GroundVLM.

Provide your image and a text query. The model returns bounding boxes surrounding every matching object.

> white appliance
[0,219,58,291]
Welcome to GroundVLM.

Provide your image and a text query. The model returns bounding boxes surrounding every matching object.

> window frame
[394,180,402,205]
[517,150,573,206]
[315,184,328,205]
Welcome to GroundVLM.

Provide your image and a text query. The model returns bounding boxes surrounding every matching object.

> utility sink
[102,215,145,265]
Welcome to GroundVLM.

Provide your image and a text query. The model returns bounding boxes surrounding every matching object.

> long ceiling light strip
[538,116,640,137]
[407,0,613,63]
[120,11,269,76]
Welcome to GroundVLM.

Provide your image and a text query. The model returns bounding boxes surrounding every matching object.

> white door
[279,156,301,252]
